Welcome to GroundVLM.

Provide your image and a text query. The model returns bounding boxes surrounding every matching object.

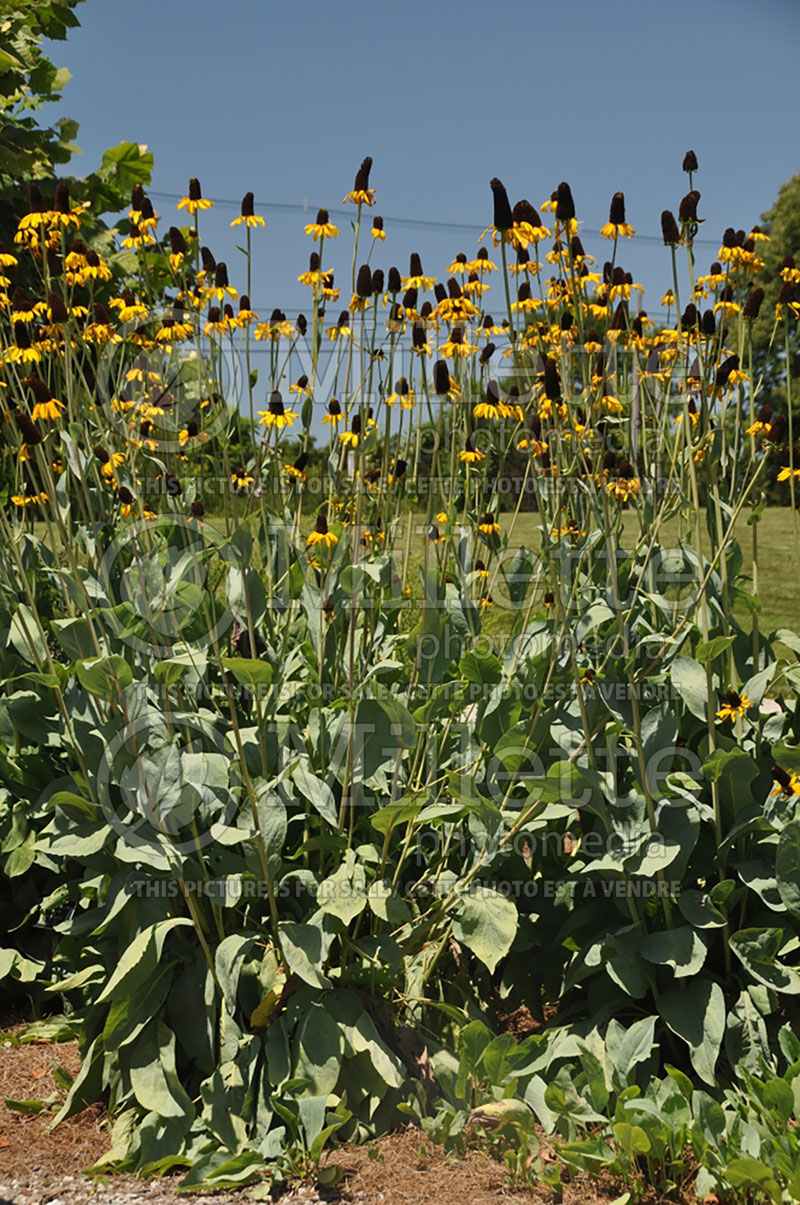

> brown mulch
[0,1027,108,1178]
[0,1027,647,1205]
[329,1128,626,1205]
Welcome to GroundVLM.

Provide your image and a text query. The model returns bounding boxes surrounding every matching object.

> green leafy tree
[750,169,800,407]
[0,0,84,245]
[1,0,154,277]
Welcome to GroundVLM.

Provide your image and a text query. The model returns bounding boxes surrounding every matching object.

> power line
[148,190,721,250]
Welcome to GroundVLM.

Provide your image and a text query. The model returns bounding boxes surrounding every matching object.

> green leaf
[9,604,47,664]
[294,1003,344,1096]
[730,927,800,994]
[318,849,367,924]
[4,1097,48,1114]
[52,617,97,660]
[369,797,423,835]
[670,656,707,720]
[777,820,800,919]
[76,655,132,700]
[367,880,411,926]
[178,1150,263,1191]
[453,888,518,974]
[658,980,725,1085]
[604,1016,656,1087]
[702,746,751,785]
[291,764,338,829]
[96,919,191,1004]
[220,657,273,687]
[215,934,255,1017]
[642,926,707,978]
[129,1021,193,1122]
[458,650,502,684]
[724,1157,781,1201]
[5,831,35,877]
[279,921,331,989]
[696,635,735,665]
[677,890,727,929]
[256,786,286,873]
[612,1122,651,1156]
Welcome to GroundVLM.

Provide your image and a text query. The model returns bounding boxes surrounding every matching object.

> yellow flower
[371,216,385,240]
[11,488,48,507]
[343,157,375,206]
[120,221,157,250]
[110,292,149,322]
[596,394,623,415]
[204,307,229,336]
[460,439,485,464]
[607,462,640,503]
[465,249,497,275]
[285,453,309,483]
[257,392,297,429]
[32,398,64,422]
[716,690,753,722]
[402,252,436,291]
[435,511,448,524]
[600,193,635,240]
[177,178,214,214]
[231,192,265,227]
[386,379,415,409]
[305,208,339,240]
[478,512,500,535]
[231,468,254,492]
[771,766,800,797]
[439,329,476,358]
[307,513,338,549]
[474,398,502,421]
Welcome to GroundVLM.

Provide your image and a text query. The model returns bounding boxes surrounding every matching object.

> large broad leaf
[76,655,133,701]
[51,1036,105,1124]
[677,890,727,929]
[777,820,800,919]
[95,919,191,1004]
[453,889,518,974]
[604,1015,657,1089]
[603,925,649,1000]
[129,1022,194,1124]
[293,1002,344,1096]
[256,786,286,873]
[724,1157,782,1202]
[658,979,725,1085]
[292,764,338,829]
[352,699,416,779]
[730,927,800,994]
[670,656,707,720]
[215,934,256,1017]
[642,926,707,978]
[317,849,367,925]
[278,921,331,989]
[220,656,273,688]
[9,604,47,664]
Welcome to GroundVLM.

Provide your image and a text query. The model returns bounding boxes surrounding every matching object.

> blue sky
[42,0,800,327]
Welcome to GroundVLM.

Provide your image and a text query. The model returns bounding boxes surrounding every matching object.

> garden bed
[0,1031,649,1205]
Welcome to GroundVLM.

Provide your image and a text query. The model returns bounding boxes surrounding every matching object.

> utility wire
[149,190,722,250]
